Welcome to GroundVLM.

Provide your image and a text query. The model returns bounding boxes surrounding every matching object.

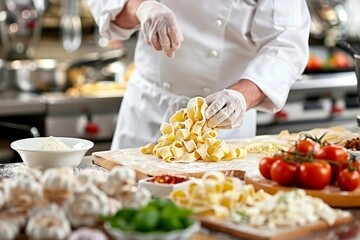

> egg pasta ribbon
[141,97,247,162]
[170,171,270,219]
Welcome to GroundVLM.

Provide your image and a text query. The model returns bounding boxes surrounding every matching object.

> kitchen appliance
[0,59,9,91]
[308,0,349,46]
[7,58,68,92]
[335,41,360,102]
[0,91,45,163]
[0,121,40,163]
[0,91,122,164]
[44,94,122,154]
[256,71,359,135]
[335,41,360,133]
[0,0,46,60]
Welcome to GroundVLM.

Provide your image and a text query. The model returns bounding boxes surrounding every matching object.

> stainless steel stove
[43,93,122,154]
[257,71,360,135]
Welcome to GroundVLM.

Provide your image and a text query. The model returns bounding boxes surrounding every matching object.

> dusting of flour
[36,136,71,150]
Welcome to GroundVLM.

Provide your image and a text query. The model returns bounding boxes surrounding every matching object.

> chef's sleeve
[240,0,311,113]
[87,0,140,40]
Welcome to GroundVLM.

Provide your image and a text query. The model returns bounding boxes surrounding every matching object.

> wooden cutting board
[245,174,360,208]
[91,147,262,180]
[199,213,353,240]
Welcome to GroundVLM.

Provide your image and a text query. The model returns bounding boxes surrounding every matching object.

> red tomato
[314,145,349,184]
[298,160,331,190]
[351,160,360,174]
[328,52,352,69]
[270,160,298,186]
[288,139,319,157]
[314,145,349,162]
[306,55,324,71]
[337,169,360,191]
[259,156,282,180]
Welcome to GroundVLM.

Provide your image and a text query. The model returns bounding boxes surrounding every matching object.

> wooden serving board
[245,174,360,208]
[199,213,353,240]
[91,147,262,180]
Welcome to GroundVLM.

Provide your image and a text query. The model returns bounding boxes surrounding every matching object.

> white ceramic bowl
[348,150,360,160]
[138,175,193,198]
[10,137,94,170]
[105,221,200,240]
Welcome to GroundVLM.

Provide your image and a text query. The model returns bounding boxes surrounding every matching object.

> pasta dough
[278,126,358,145]
[170,171,269,219]
[234,189,345,229]
[141,97,247,162]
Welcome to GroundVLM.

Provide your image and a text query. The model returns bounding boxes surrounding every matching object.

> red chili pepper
[148,174,189,184]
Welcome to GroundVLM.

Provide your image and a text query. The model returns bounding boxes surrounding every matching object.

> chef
[87,0,311,149]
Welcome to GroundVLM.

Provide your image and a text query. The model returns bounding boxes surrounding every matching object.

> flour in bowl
[36,136,71,150]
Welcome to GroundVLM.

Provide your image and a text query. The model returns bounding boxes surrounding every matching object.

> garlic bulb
[65,184,109,227]
[0,219,19,240]
[42,167,75,192]
[13,167,42,182]
[26,204,71,240]
[0,190,5,211]
[68,227,107,240]
[121,186,151,209]
[0,180,7,210]
[108,197,123,215]
[75,169,107,187]
[99,166,136,196]
[0,206,29,228]
[42,167,75,205]
[6,176,43,210]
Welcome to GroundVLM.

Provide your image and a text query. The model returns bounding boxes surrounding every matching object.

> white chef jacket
[87,0,311,150]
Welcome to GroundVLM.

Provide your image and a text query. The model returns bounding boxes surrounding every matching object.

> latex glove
[136,1,183,57]
[205,89,247,129]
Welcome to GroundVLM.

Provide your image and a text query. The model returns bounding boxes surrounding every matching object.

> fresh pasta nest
[141,97,247,162]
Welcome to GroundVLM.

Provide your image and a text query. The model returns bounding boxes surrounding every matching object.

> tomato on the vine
[288,139,320,157]
[314,145,349,184]
[298,160,331,190]
[350,160,360,174]
[337,168,360,191]
[259,156,282,180]
[270,159,298,186]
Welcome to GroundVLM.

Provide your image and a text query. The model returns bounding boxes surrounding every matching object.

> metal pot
[0,59,9,91]
[8,59,68,92]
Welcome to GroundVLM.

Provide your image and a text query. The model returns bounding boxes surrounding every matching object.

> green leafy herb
[104,198,194,233]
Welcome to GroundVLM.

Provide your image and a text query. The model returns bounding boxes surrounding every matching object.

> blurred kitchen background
[0,0,360,163]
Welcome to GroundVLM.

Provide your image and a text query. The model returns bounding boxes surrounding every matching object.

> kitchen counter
[0,91,123,117]
[293,71,357,91]
[0,91,45,116]
[1,157,360,240]
[0,70,357,117]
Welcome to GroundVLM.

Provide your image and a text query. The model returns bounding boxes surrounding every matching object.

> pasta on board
[170,171,270,219]
[141,97,247,162]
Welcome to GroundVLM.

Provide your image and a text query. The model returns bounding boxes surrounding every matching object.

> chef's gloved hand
[205,89,247,129]
[136,0,183,58]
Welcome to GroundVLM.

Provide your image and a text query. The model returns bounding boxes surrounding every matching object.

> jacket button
[215,19,223,26]
[209,50,219,57]
[162,82,171,89]
[202,87,211,94]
